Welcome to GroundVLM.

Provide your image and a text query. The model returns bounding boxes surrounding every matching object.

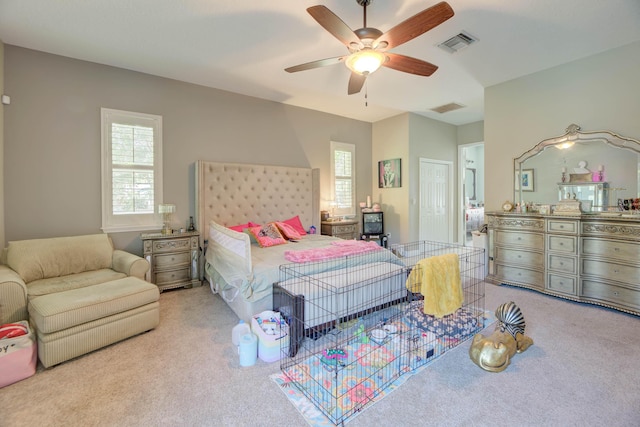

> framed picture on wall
[379,158,401,188]
[515,169,534,192]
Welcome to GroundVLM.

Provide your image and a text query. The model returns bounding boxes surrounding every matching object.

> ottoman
[29,277,160,368]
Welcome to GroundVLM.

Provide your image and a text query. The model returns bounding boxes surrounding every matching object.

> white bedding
[205,220,342,303]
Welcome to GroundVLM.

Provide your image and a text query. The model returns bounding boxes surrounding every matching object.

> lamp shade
[158,204,176,214]
[345,49,386,75]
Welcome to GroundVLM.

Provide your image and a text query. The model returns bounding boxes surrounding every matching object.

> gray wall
[485,41,640,211]
[0,41,5,249]
[4,46,372,254]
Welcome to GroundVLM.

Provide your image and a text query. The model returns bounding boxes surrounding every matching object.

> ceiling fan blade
[374,1,454,50]
[348,72,367,95]
[383,53,438,76]
[285,56,346,73]
[307,5,361,48]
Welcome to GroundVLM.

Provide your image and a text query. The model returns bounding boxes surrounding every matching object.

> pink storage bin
[0,320,37,388]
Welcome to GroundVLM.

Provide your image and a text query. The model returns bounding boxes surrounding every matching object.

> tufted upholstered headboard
[195,161,320,245]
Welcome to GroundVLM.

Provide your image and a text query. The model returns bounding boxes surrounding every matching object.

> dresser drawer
[547,253,577,274]
[494,230,544,250]
[495,264,544,287]
[155,267,191,285]
[547,235,577,254]
[581,279,640,311]
[154,251,191,268]
[546,219,579,234]
[152,238,192,253]
[547,273,577,295]
[581,237,640,263]
[495,247,544,267]
[489,216,544,232]
[581,259,640,286]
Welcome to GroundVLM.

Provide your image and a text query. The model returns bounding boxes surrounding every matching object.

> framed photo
[378,158,401,188]
[515,169,534,192]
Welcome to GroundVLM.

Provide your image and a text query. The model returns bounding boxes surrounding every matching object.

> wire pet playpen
[275,241,486,425]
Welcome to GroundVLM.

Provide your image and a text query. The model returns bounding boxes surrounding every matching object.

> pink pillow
[228,221,260,232]
[275,221,303,240]
[281,215,307,235]
[247,223,287,248]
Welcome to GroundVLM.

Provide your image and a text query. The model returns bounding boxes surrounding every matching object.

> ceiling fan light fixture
[345,49,386,75]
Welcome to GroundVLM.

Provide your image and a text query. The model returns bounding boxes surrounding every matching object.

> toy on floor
[469,301,533,372]
[354,324,369,344]
[321,348,348,368]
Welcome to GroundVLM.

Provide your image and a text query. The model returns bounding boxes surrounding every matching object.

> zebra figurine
[469,301,534,372]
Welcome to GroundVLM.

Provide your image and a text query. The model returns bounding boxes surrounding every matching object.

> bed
[194,161,408,325]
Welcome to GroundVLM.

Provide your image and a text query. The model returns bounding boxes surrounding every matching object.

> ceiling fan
[285,1,455,95]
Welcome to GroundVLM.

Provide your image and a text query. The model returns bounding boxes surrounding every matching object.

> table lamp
[158,203,176,235]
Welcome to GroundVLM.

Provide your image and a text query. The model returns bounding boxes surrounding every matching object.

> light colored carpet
[1,282,639,426]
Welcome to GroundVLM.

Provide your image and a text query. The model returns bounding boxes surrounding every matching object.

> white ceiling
[1,0,639,125]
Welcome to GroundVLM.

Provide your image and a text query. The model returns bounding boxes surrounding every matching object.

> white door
[419,158,454,242]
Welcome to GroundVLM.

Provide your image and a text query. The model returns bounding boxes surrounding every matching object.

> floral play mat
[271,309,494,426]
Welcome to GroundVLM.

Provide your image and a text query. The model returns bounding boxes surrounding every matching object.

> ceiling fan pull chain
[365,81,368,107]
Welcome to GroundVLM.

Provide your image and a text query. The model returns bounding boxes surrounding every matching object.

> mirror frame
[514,124,640,206]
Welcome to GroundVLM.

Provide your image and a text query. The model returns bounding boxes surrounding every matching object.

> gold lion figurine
[469,301,533,372]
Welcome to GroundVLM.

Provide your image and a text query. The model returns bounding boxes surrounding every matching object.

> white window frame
[101,108,163,233]
[330,141,356,218]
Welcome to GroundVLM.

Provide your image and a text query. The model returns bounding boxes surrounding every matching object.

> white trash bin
[471,231,488,278]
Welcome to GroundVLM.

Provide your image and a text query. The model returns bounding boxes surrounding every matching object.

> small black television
[362,212,383,236]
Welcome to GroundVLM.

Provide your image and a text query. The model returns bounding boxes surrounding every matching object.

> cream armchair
[1,234,160,368]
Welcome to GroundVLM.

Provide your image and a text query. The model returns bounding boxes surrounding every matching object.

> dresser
[320,219,358,240]
[487,212,640,315]
[141,231,200,292]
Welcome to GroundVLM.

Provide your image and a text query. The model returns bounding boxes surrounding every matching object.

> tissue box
[0,321,37,388]
[251,311,289,363]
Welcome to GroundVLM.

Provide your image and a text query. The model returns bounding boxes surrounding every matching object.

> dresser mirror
[514,124,640,212]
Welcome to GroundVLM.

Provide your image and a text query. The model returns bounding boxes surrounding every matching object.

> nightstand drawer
[333,224,356,234]
[154,251,191,268]
[155,267,190,285]
[152,238,192,253]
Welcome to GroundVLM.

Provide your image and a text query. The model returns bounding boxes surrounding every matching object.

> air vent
[438,31,478,53]
[430,102,466,114]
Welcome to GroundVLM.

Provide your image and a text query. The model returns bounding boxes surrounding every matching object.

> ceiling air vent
[430,102,466,114]
[438,31,478,53]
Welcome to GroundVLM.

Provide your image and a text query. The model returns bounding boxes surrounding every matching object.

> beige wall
[485,41,640,211]
[371,113,459,244]
[4,46,372,255]
[372,113,409,244]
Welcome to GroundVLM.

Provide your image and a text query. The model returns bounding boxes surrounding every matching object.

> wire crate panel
[275,241,486,425]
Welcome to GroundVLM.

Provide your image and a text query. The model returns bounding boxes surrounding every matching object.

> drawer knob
[614,247,620,252]
[559,262,564,266]
[559,242,564,246]
[559,225,565,229]
[613,291,619,296]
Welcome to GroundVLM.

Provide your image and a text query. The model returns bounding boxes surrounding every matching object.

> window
[101,108,163,232]
[330,141,356,217]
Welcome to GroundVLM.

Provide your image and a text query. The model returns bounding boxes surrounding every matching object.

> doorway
[458,143,485,246]
[419,158,454,243]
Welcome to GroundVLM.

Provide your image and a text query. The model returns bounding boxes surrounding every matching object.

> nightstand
[321,219,358,240]
[141,231,200,292]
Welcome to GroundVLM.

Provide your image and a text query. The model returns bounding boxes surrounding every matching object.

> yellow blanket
[406,253,463,318]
